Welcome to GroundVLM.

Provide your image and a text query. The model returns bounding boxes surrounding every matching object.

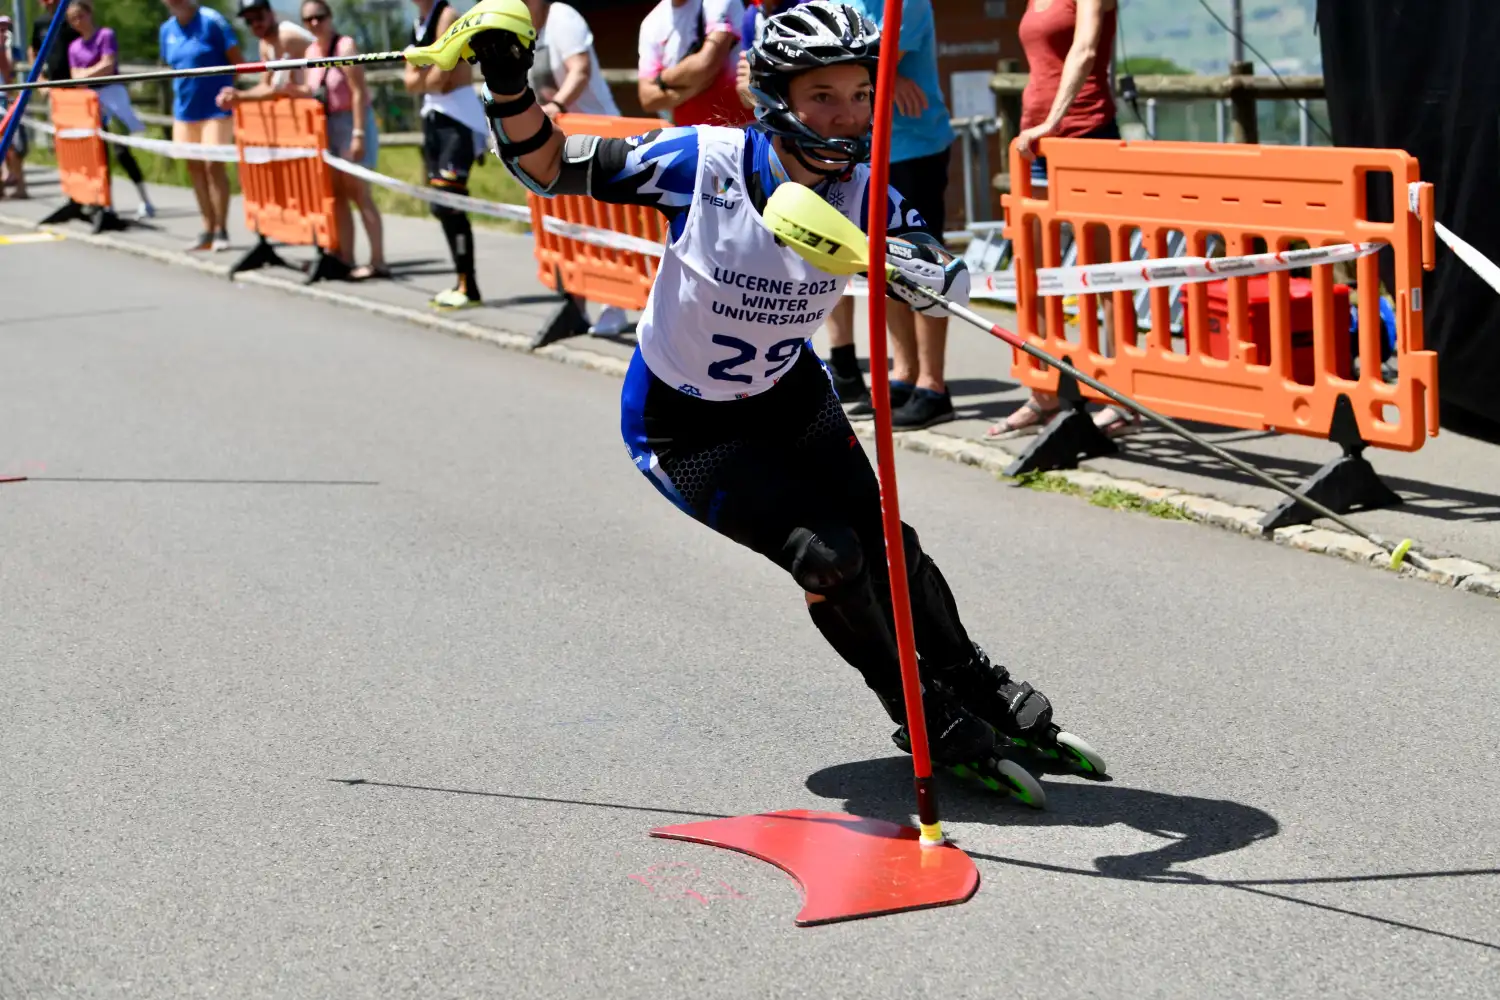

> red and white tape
[974,240,1385,299]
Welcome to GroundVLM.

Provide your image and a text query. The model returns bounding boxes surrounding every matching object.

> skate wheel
[1055,731,1107,776]
[993,759,1046,810]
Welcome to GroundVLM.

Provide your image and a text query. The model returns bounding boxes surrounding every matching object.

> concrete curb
[8,211,1497,600]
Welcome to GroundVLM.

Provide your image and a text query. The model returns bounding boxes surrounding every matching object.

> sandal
[986,397,1061,438]
[351,264,393,281]
[1094,405,1144,439]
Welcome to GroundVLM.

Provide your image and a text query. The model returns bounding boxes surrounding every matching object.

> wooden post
[1229,60,1259,144]
[993,58,1022,196]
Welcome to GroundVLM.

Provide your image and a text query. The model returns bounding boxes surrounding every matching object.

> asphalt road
[3,233,1498,1000]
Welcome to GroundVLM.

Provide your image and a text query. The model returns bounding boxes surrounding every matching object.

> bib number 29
[707,335,805,385]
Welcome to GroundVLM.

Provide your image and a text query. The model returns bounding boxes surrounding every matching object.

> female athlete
[464,0,1103,787]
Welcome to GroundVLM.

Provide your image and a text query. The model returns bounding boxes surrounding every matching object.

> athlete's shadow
[806,755,1278,881]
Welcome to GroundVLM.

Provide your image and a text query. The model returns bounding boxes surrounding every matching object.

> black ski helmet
[746,1,882,175]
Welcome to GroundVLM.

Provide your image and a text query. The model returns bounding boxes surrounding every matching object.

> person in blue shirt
[160,0,242,252]
[824,0,957,430]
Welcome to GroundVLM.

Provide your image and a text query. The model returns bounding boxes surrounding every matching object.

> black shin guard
[807,585,906,724]
[436,208,480,300]
[901,525,975,671]
[789,521,907,724]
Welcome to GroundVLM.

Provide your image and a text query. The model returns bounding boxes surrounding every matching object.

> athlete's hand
[886,234,970,316]
[469,26,535,98]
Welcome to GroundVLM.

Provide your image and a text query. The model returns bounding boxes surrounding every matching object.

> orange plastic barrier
[40,89,124,232]
[527,113,670,346]
[1005,138,1437,447]
[1002,138,1439,526]
[232,97,346,283]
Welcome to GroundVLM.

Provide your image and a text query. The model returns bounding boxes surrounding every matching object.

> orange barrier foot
[651,809,978,926]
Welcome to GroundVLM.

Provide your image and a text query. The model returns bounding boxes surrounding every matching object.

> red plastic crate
[1191,275,1352,383]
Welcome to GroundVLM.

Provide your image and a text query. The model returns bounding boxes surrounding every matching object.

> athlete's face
[788,64,875,142]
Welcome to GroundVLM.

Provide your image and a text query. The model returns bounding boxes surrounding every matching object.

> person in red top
[638,0,755,127]
[989,0,1141,438]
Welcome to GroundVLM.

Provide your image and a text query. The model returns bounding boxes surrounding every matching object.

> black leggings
[110,142,144,187]
[636,348,888,580]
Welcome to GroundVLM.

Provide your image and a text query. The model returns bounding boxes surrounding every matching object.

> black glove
[469,28,535,97]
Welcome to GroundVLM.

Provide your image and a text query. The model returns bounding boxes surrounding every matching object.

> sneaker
[187,231,213,252]
[830,368,869,406]
[430,286,479,310]
[891,387,954,430]
[590,304,631,337]
[211,230,231,252]
[136,202,156,221]
[845,379,913,421]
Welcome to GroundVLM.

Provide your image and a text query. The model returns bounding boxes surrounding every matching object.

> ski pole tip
[1389,538,1413,570]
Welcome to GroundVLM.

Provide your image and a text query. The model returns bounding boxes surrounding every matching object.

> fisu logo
[702,175,738,211]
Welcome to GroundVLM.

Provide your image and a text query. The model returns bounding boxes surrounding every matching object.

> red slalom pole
[864,0,943,845]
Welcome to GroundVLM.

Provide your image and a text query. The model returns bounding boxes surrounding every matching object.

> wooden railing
[990,63,1326,145]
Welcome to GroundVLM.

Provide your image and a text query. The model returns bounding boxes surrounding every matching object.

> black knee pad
[786,524,865,596]
[903,524,975,671]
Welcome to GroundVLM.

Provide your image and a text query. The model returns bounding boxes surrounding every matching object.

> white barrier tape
[539,215,665,258]
[324,151,662,255]
[322,154,663,255]
[98,131,240,162]
[241,145,320,164]
[321,153,534,225]
[974,240,1385,299]
[1435,222,1500,297]
[1407,180,1500,298]
[20,115,55,135]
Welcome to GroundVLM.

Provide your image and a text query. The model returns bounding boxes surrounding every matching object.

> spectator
[734,0,810,108]
[638,0,753,128]
[0,14,27,199]
[524,0,618,118]
[988,0,1138,439]
[214,0,314,111]
[29,0,79,84]
[65,0,155,219]
[295,0,387,280]
[159,0,242,253]
[405,0,490,311]
[828,0,958,430]
[24,0,79,192]
[523,0,629,335]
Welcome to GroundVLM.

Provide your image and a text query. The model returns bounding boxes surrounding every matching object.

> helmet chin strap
[789,142,856,179]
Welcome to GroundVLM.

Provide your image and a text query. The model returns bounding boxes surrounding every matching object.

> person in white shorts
[522,0,632,336]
